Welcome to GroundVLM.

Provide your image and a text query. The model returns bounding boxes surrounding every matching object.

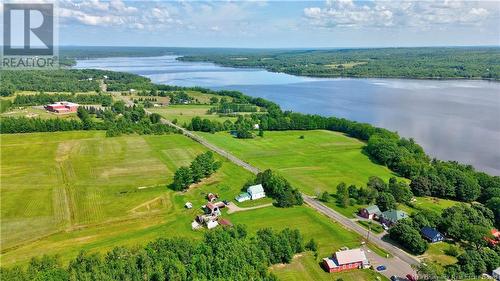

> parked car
[390,276,398,281]
[406,274,417,281]
[382,223,389,230]
[376,265,387,271]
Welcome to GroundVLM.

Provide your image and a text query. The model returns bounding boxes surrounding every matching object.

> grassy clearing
[199,130,399,195]
[421,242,461,268]
[271,252,389,281]
[149,105,237,125]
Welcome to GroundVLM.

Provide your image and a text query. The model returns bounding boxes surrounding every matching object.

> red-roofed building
[322,248,369,273]
[45,101,79,113]
[486,229,500,246]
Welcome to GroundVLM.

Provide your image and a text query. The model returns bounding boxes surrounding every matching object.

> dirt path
[226,202,273,214]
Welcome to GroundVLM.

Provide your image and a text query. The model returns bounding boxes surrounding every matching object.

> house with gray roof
[380,209,408,226]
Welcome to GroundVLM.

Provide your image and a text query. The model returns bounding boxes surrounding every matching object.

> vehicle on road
[406,274,417,281]
[376,265,387,271]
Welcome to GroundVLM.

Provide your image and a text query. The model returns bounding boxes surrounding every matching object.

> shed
[421,227,444,243]
[235,192,251,202]
[207,220,219,229]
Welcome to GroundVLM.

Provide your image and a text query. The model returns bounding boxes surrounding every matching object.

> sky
[2,0,500,48]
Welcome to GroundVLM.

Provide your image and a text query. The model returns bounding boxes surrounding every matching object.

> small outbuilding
[185,202,193,209]
[359,205,382,220]
[421,226,444,243]
[235,192,251,202]
[207,220,219,229]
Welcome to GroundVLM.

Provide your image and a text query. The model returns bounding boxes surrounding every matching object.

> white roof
[48,101,79,107]
[493,267,500,274]
[323,258,336,268]
[207,220,219,229]
[248,184,264,194]
[335,248,367,265]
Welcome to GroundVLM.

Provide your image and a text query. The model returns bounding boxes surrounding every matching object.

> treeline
[0,69,153,93]
[0,101,178,137]
[172,152,221,191]
[0,226,307,281]
[13,93,112,106]
[179,47,500,80]
[0,117,90,133]
[208,103,258,114]
[254,169,303,208]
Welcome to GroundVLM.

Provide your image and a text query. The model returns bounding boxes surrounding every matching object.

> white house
[493,267,500,280]
[248,184,266,200]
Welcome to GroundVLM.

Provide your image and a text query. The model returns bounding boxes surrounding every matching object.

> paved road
[303,195,418,278]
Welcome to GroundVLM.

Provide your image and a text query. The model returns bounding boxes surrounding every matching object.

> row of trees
[325,176,412,212]
[254,169,303,208]
[13,93,112,106]
[0,102,177,137]
[171,152,222,191]
[0,226,307,281]
[208,103,258,114]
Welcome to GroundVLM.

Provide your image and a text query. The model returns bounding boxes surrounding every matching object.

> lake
[75,56,500,175]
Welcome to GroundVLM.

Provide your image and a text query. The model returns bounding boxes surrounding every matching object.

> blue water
[76,56,500,175]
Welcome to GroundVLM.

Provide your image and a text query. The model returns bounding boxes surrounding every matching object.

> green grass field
[148,104,238,125]
[199,130,399,195]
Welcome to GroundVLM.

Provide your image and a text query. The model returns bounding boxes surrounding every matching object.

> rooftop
[365,205,382,215]
[335,248,367,265]
[421,226,442,239]
[248,184,264,194]
[382,209,408,222]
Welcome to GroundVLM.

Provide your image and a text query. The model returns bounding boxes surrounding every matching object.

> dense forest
[0,226,309,281]
[179,47,500,80]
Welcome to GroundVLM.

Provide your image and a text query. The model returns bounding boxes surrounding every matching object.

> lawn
[271,252,389,281]
[199,130,400,195]
[421,241,461,268]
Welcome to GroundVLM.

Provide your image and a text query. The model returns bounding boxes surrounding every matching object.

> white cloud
[58,0,177,30]
[303,0,499,29]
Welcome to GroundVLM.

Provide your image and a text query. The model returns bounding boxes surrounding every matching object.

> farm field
[0,131,254,265]
[148,104,238,125]
[199,130,399,195]
[0,105,79,120]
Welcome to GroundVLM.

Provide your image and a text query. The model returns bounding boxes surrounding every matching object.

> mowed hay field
[200,130,399,195]
[0,132,206,260]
